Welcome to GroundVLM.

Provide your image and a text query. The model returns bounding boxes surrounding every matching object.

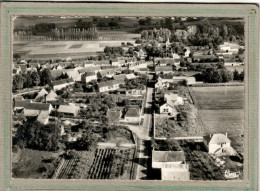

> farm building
[46,90,58,102]
[124,107,141,124]
[24,102,53,117]
[51,78,75,91]
[152,151,190,181]
[57,105,80,117]
[155,75,173,89]
[159,102,178,117]
[204,133,236,156]
[98,80,121,92]
[81,72,97,83]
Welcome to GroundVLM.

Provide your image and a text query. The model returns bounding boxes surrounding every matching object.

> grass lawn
[12,148,60,179]
[189,86,244,110]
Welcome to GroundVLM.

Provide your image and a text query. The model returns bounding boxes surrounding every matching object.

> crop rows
[87,149,116,179]
[56,152,80,179]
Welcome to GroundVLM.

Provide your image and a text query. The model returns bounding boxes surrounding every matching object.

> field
[14,40,137,59]
[188,86,245,136]
[199,109,244,135]
[189,86,244,110]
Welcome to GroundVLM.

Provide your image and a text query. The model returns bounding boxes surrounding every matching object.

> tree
[16,121,61,151]
[75,124,97,151]
[13,74,25,90]
[165,138,183,151]
[73,82,83,92]
[40,68,52,86]
[30,71,40,86]
[13,53,21,61]
[128,47,134,55]
[144,40,163,66]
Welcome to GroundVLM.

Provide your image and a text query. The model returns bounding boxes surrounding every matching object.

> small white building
[98,80,120,92]
[57,105,80,117]
[52,78,75,91]
[204,133,236,156]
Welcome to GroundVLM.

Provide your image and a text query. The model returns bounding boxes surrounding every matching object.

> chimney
[210,134,212,138]
[226,132,228,137]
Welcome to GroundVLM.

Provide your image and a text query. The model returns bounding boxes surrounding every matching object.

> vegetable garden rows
[55,148,135,179]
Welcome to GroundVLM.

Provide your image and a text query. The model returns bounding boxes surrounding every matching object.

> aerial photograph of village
[12,16,245,181]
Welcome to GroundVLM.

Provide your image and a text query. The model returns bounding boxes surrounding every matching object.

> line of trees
[12,68,52,91]
[14,27,99,41]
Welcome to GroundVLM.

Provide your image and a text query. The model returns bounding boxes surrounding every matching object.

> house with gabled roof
[97,69,116,78]
[126,73,138,80]
[64,69,81,81]
[97,80,121,92]
[46,90,58,102]
[51,78,74,91]
[204,133,236,156]
[124,107,141,124]
[24,102,53,117]
[34,88,48,101]
[57,105,80,117]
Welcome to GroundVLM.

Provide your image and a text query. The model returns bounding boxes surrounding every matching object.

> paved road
[136,87,153,180]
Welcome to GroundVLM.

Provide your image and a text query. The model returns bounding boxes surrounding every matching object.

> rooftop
[152,151,186,163]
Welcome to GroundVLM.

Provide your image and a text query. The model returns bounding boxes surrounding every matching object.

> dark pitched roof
[14,100,31,108]
[25,102,51,111]
[152,151,185,162]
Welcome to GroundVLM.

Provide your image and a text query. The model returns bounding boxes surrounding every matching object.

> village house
[204,133,236,156]
[155,75,173,89]
[50,69,66,80]
[155,66,173,74]
[46,90,58,102]
[158,93,183,117]
[24,102,53,117]
[97,68,116,78]
[124,107,141,124]
[51,78,75,91]
[152,151,190,181]
[57,105,80,117]
[97,80,121,92]
[64,69,81,81]
[81,72,97,83]
[219,42,240,54]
